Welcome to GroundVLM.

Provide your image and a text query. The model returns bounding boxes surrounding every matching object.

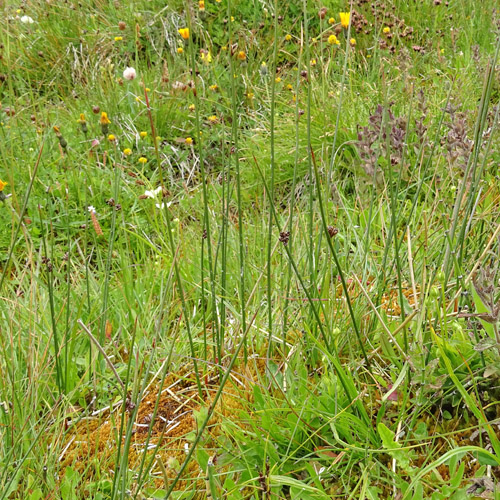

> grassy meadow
[1,0,500,498]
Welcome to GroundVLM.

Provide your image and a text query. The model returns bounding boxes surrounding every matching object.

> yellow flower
[286,83,293,90]
[123,148,132,155]
[246,92,254,99]
[328,34,340,45]
[100,112,111,125]
[237,50,246,61]
[185,137,193,145]
[200,50,212,63]
[350,38,356,46]
[275,77,281,83]
[231,16,234,22]
[383,26,390,34]
[140,131,147,138]
[114,36,123,41]
[328,17,335,24]
[285,34,292,41]
[339,12,350,29]
[178,28,190,40]
[209,84,218,91]
[108,134,116,141]
[138,157,147,164]
[0,179,7,192]
[199,0,205,10]
[188,104,196,111]
[310,58,317,66]
[177,47,184,54]
[77,113,86,123]
[207,115,218,123]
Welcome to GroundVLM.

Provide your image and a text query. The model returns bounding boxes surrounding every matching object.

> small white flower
[155,203,165,209]
[20,15,34,24]
[144,186,163,199]
[87,205,96,213]
[123,67,137,81]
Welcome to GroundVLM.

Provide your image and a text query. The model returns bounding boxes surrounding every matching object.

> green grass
[1,0,500,498]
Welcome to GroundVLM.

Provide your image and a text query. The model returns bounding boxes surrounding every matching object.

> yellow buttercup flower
[237,50,246,61]
[108,134,116,141]
[207,115,218,123]
[138,157,147,164]
[350,38,356,46]
[140,131,147,138]
[339,12,350,29]
[178,28,190,40]
[177,47,184,54]
[185,137,193,145]
[383,26,390,34]
[114,36,123,41]
[328,17,335,24]
[0,179,7,191]
[123,148,132,155]
[285,34,292,41]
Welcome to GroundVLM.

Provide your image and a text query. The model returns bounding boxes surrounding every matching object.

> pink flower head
[123,67,137,81]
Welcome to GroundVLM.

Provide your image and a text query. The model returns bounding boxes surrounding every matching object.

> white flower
[123,67,137,81]
[20,15,34,24]
[155,203,164,209]
[87,205,96,213]
[144,186,163,199]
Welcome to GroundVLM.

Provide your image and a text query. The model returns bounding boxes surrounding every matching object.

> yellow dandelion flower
[199,0,205,10]
[185,137,193,145]
[286,83,293,90]
[209,84,218,91]
[350,38,356,46]
[178,28,190,40]
[100,112,111,125]
[285,34,292,41]
[114,36,123,42]
[140,131,147,138]
[383,26,390,34]
[138,157,147,164]
[310,58,317,66]
[123,148,132,155]
[237,50,246,61]
[275,77,282,83]
[339,12,350,29]
[328,17,335,24]
[177,47,184,54]
[207,115,218,123]
[77,113,86,123]
[0,179,7,192]
[108,134,116,141]
[188,104,196,111]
